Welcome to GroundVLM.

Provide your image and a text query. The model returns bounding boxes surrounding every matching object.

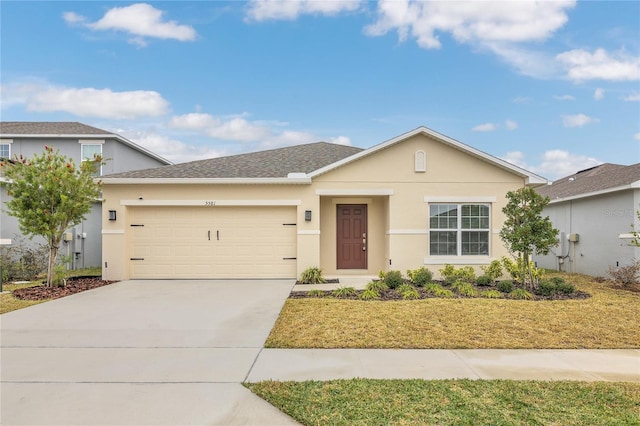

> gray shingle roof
[0,122,111,135]
[537,163,640,200]
[104,142,364,179]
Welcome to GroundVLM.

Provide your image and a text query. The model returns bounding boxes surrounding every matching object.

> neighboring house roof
[537,163,640,202]
[104,142,364,180]
[0,121,172,165]
[102,126,547,185]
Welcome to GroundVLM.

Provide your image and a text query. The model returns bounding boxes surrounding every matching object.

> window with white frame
[81,143,102,176]
[429,203,490,256]
[0,143,10,159]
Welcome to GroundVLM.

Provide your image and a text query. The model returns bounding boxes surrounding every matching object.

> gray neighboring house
[1,122,171,269]
[534,163,640,277]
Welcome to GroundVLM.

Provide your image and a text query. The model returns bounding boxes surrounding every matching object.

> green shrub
[481,289,503,299]
[398,284,420,300]
[332,286,357,297]
[360,288,380,300]
[549,276,566,286]
[451,281,478,297]
[481,260,503,281]
[497,280,514,293]
[299,266,326,284]
[406,267,432,286]
[307,289,325,297]
[0,237,48,282]
[475,275,493,286]
[538,280,557,296]
[366,280,388,292]
[383,270,405,289]
[425,283,454,298]
[509,288,535,300]
[439,264,475,283]
[501,256,545,283]
[556,281,575,294]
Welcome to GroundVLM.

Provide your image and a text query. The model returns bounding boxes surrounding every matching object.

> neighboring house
[0,122,171,269]
[534,163,640,277]
[101,126,546,281]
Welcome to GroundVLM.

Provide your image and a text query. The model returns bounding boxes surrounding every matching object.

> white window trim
[428,202,492,257]
[80,142,103,176]
[0,139,12,158]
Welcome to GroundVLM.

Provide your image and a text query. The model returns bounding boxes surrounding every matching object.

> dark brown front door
[337,204,367,269]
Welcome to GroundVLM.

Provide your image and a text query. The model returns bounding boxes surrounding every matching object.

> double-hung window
[429,203,490,256]
[0,142,11,159]
[81,143,102,176]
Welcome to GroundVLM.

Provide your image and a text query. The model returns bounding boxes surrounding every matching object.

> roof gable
[537,163,640,201]
[0,121,172,165]
[309,126,547,185]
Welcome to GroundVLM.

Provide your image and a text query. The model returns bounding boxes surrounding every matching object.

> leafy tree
[631,210,640,248]
[499,187,558,290]
[1,146,103,287]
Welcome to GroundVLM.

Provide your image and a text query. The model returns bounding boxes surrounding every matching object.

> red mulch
[12,277,118,300]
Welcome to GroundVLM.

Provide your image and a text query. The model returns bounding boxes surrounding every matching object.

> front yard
[266,273,640,349]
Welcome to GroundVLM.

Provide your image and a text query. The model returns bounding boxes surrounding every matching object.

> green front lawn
[266,273,640,348]
[246,379,640,426]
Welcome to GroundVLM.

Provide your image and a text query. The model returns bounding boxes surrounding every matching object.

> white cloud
[593,88,605,100]
[561,113,599,128]
[553,94,575,101]
[365,0,574,49]
[502,150,602,180]
[556,48,640,82]
[246,0,362,21]
[1,82,169,119]
[623,92,640,101]
[505,120,518,130]
[65,3,197,46]
[635,133,640,141]
[117,128,226,164]
[512,96,532,104]
[328,135,351,145]
[472,122,497,132]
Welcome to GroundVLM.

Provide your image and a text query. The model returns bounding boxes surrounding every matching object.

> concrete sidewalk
[248,348,640,382]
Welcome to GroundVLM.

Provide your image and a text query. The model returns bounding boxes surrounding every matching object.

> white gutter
[101,177,312,185]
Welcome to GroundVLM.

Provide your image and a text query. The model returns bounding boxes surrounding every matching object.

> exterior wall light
[305,210,312,221]
[108,210,117,221]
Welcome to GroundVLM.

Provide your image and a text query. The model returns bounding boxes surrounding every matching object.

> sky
[1,0,639,180]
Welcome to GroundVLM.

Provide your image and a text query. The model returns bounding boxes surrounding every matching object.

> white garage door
[128,206,297,279]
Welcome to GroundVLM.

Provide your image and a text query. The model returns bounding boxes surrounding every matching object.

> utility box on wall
[568,233,579,242]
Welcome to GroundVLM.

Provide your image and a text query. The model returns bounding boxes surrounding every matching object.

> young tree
[1,146,103,287]
[631,210,640,248]
[499,187,558,290]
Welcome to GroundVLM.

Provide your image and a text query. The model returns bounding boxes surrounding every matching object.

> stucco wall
[535,189,639,277]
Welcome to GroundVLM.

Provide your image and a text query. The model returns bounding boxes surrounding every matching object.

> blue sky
[1,1,638,179]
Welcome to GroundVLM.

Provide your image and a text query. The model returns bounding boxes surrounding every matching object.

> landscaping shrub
[556,281,575,294]
[307,289,325,297]
[300,266,326,284]
[607,260,640,286]
[481,260,503,281]
[397,283,420,300]
[359,289,380,300]
[497,280,514,293]
[509,288,535,300]
[406,267,432,286]
[366,280,388,292]
[332,286,356,297]
[451,281,478,297]
[549,276,566,286]
[0,237,48,282]
[440,264,475,283]
[538,280,557,296]
[424,283,454,298]
[475,275,493,286]
[383,270,405,289]
[481,289,503,299]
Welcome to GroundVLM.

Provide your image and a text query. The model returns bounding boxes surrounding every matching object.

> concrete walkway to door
[1,280,300,426]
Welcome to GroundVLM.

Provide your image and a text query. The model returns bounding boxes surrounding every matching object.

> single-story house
[1,122,171,269]
[534,163,640,277]
[100,126,546,281]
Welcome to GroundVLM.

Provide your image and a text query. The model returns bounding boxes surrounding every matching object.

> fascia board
[101,177,312,185]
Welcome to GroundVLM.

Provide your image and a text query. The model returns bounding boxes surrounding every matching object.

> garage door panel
[129,206,296,279]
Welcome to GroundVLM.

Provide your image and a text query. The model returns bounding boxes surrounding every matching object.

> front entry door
[337,204,367,269]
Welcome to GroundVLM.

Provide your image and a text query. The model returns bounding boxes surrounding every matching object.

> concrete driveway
[1,280,298,425]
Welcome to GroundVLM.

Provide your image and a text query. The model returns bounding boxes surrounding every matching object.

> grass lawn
[0,267,102,315]
[246,379,640,425]
[266,273,640,348]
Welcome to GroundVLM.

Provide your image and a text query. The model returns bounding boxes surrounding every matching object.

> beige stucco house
[101,126,546,281]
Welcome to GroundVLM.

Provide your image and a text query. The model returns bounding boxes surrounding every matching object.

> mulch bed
[12,276,118,301]
[291,283,591,301]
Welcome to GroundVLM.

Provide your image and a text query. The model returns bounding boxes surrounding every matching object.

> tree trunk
[46,244,58,287]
